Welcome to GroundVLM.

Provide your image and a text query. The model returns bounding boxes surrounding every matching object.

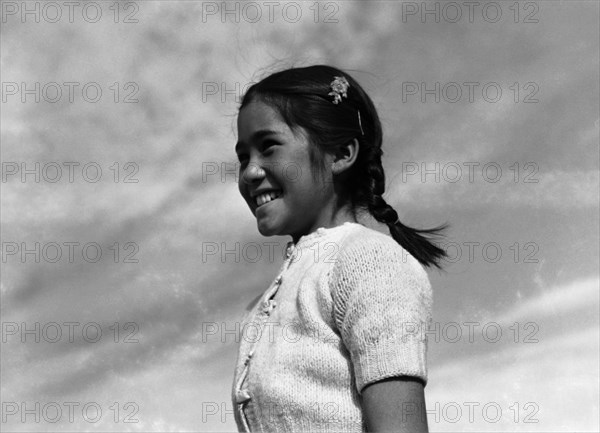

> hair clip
[328,76,349,104]
[357,110,365,135]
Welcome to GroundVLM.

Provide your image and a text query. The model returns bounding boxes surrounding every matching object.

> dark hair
[239,65,447,268]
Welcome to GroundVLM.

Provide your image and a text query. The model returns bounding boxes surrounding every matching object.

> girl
[231,65,446,433]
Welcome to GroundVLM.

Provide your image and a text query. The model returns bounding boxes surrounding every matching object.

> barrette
[328,76,349,105]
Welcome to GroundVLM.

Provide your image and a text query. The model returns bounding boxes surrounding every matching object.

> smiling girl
[231,65,447,432]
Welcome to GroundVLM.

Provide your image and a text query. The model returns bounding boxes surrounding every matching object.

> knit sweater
[231,222,432,432]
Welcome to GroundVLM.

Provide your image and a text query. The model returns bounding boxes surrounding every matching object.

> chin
[256,220,282,237]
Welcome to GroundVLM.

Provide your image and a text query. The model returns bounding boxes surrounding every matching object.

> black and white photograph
[1,1,599,432]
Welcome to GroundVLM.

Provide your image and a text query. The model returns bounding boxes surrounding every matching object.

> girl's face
[236,101,336,242]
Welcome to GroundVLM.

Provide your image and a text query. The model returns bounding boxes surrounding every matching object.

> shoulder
[333,223,429,285]
[329,223,432,322]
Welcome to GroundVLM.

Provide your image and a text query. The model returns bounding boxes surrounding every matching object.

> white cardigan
[231,222,432,432]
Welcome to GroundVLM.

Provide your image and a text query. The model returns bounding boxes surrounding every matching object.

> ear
[331,139,359,175]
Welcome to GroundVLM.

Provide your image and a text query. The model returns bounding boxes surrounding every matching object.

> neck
[291,203,358,244]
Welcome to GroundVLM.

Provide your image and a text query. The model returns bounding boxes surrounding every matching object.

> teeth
[256,191,282,206]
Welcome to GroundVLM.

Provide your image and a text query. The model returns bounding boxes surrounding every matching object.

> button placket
[234,249,294,432]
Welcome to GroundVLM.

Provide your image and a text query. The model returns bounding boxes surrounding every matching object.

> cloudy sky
[2,1,599,431]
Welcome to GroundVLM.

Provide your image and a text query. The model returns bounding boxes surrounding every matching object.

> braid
[375,198,448,269]
[363,158,448,269]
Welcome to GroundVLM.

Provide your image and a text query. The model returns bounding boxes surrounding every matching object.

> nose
[240,161,266,186]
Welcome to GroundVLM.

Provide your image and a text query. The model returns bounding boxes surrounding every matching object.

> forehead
[237,101,290,138]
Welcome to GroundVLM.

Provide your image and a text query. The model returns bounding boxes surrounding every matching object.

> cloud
[387,167,599,210]
[428,277,600,431]
[490,276,599,325]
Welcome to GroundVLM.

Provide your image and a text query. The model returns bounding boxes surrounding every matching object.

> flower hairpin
[328,76,349,104]
[328,75,364,136]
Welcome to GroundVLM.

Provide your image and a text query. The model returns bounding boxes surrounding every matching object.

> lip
[251,188,283,199]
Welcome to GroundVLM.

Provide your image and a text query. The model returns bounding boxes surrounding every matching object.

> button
[275,276,282,285]
[235,389,251,404]
[285,244,294,259]
[260,299,277,315]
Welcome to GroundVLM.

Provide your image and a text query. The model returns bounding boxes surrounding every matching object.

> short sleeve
[330,235,432,394]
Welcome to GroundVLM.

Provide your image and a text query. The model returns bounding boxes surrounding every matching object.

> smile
[255,190,282,207]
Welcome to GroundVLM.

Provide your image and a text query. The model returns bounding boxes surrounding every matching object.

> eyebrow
[235,129,279,153]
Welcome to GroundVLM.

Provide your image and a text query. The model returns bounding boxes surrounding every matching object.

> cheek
[285,180,317,206]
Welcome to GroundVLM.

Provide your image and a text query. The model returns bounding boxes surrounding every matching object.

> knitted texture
[231,222,432,432]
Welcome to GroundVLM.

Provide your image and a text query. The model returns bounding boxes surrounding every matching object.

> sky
[1,1,599,431]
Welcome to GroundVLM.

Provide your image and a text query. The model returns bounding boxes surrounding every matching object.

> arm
[362,376,429,433]
[330,235,433,432]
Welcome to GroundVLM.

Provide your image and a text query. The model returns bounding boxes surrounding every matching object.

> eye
[261,140,279,154]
